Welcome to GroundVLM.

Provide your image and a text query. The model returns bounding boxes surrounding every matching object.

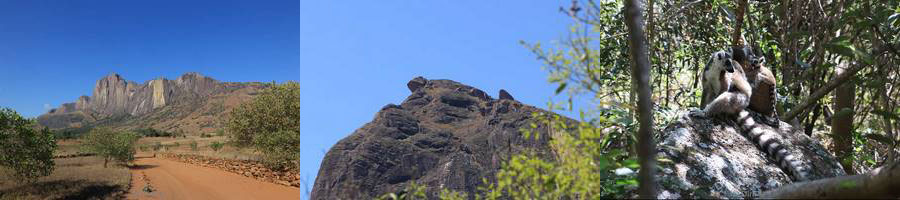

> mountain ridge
[37,72,270,135]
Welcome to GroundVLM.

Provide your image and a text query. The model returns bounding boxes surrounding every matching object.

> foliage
[479,110,638,199]
[0,108,57,182]
[209,141,224,152]
[133,127,174,137]
[189,140,198,151]
[81,128,139,167]
[226,81,300,148]
[253,130,299,171]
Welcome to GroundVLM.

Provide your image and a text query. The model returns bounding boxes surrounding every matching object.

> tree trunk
[623,0,656,198]
[760,162,900,198]
[104,157,109,168]
[832,61,856,174]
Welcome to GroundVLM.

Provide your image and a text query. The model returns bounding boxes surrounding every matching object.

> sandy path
[126,154,300,200]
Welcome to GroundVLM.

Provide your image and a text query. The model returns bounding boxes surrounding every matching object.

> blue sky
[0,0,300,118]
[300,0,587,194]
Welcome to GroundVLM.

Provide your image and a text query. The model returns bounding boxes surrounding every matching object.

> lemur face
[750,56,765,71]
[715,51,735,73]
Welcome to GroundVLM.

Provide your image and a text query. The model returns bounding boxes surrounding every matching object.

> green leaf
[555,83,568,94]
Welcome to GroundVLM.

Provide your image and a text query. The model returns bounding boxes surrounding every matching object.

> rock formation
[37,72,266,133]
[655,110,845,198]
[311,77,557,199]
[311,76,845,199]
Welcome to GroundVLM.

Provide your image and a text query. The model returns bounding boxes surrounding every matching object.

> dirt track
[126,154,300,200]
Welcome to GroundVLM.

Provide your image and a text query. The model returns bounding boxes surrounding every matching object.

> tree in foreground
[81,128,139,168]
[226,81,300,170]
[0,108,57,182]
[226,81,300,147]
[253,129,300,170]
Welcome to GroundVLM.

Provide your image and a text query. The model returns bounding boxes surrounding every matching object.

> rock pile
[160,153,302,188]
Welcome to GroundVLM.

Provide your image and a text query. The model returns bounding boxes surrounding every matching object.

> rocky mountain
[311,77,845,199]
[311,77,558,199]
[37,72,269,134]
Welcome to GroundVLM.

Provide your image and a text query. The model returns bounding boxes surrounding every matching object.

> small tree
[209,141,224,152]
[253,130,300,170]
[189,140,198,151]
[0,108,57,182]
[81,128,138,168]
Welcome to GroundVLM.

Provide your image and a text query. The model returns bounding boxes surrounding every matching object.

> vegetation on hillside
[0,108,57,182]
[226,81,300,170]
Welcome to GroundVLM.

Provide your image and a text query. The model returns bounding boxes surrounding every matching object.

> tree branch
[760,162,900,198]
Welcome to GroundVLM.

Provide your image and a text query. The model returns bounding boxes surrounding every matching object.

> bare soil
[125,153,299,200]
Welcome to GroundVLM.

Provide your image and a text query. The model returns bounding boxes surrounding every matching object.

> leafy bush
[226,82,300,148]
[81,128,139,168]
[253,130,299,171]
[209,141,224,152]
[0,108,57,182]
[189,140,198,151]
[133,128,173,137]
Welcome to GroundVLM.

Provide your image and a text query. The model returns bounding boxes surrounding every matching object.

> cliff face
[37,72,262,133]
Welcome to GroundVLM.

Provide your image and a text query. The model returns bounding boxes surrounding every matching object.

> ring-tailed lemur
[700,51,751,116]
[700,51,740,109]
[699,50,810,181]
[746,55,779,121]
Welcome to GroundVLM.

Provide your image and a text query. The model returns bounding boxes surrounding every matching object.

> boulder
[498,89,514,100]
[655,110,845,198]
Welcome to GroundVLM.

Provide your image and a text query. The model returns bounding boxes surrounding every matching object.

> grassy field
[0,156,131,200]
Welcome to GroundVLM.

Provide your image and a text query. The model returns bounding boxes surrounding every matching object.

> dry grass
[136,136,262,161]
[0,156,131,200]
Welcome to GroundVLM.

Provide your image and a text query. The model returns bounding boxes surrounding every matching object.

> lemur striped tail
[737,110,810,181]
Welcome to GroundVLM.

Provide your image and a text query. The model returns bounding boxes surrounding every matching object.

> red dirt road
[126,154,300,200]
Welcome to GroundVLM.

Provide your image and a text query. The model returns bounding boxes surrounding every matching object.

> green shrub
[253,130,299,171]
[226,82,300,148]
[209,141,224,152]
[189,140,199,151]
[81,128,139,168]
[133,128,173,137]
[215,129,225,136]
[0,108,57,182]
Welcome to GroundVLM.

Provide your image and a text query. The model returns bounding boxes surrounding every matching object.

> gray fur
[700,51,736,108]
[701,51,750,117]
